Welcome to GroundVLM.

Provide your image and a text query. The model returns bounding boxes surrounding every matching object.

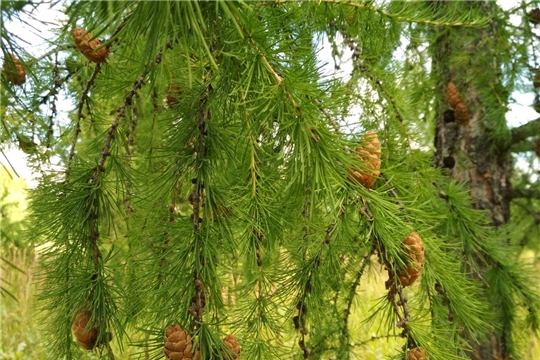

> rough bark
[433,2,513,359]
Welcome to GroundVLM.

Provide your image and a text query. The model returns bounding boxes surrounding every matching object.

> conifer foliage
[1,1,540,360]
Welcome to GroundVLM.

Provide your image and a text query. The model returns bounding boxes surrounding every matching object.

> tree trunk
[433,1,513,359]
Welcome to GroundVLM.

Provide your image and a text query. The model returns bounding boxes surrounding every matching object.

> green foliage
[2,1,540,360]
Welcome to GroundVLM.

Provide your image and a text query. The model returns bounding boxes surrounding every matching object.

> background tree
[1,1,540,360]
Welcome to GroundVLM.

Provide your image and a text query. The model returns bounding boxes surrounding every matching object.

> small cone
[397,233,425,287]
[164,325,198,360]
[529,8,540,25]
[446,82,462,109]
[72,309,98,350]
[166,84,182,106]
[3,54,26,85]
[407,347,429,360]
[222,334,241,359]
[348,131,381,189]
[454,102,470,126]
[72,28,108,63]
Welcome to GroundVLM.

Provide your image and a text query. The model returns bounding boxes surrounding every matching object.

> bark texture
[433,2,513,359]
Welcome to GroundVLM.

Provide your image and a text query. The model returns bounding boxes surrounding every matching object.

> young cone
[72,28,108,63]
[407,347,429,360]
[72,309,98,350]
[222,334,241,359]
[446,82,462,109]
[3,54,26,85]
[164,325,200,360]
[529,8,540,25]
[348,131,381,189]
[166,84,182,106]
[454,102,471,126]
[397,233,425,287]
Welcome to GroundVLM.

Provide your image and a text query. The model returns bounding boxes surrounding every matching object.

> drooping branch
[76,63,103,121]
[68,62,103,164]
[46,54,60,149]
[91,40,171,184]
[189,93,210,332]
[340,30,404,124]
[69,17,135,164]
[229,3,338,133]
[512,187,540,200]
[510,138,537,153]
[341,243,375,354]
[294,205,346,359]
[31,44,75,64]
[510,117,540,144]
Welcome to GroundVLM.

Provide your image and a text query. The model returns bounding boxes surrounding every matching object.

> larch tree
[1,1,539,360]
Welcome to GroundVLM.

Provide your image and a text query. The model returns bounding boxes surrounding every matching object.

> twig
[510,117,540,145]
[31,44,75,64]
[313,98,341,133]
[69,63,102,164]
[295,205,347,359]
[46,53,60,149]
[91,39,172,184]
[341,244,375,356]
[69,16,133,164]
[189,91,211,331]
[513,187,540,200]
[341,32,404,124]
[76,63,102,122]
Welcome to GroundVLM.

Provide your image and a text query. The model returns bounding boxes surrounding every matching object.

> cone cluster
[222,334,241,359]
[3,54,26,85]
[348,131,381,189]
[407,347,429,360]
[164,325,200,360]
[72,28,108,63]
[397,233,425,287]
[445,82,470,126]
[72,309,98,350]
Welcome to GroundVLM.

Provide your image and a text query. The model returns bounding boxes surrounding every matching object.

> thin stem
[342,245,375,353]
[295,205,347,359]
[190,91,210,331]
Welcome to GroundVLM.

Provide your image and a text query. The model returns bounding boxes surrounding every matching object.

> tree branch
[510,138,536,153]
[341,245,375,355]
[512,187,540,200]
[510,117,540,144]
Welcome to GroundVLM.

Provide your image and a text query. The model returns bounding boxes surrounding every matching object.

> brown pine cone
[348,131,381,189]
[535,138,540,158]
[222,334,241,359]
[72,309,98,350]
[166,84,182,106]
[72,28,108,63]
[164,325,199,360]
[397,233,425,287]
[529,8,540,25]
[446,82,462,109]
[407,347,429,360]
[3,54,26,85]
[454,102,470,126]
